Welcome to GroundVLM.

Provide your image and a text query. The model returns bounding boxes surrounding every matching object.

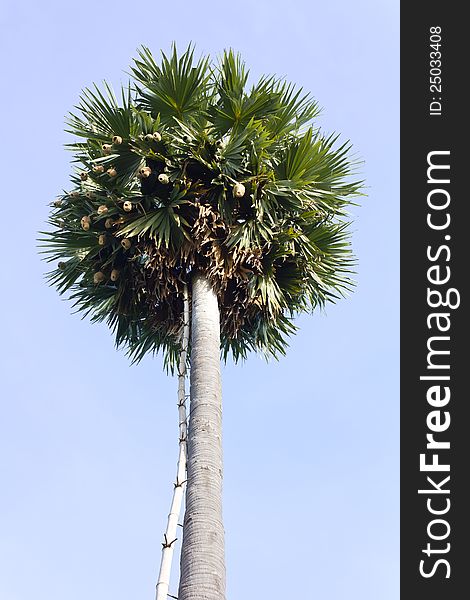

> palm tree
[40,44,361,600]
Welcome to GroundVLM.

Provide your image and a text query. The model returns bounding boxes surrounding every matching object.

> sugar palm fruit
[139,166,152,178]
[93,271,105,284]
[233,182,246,198]
[81,215,91,231]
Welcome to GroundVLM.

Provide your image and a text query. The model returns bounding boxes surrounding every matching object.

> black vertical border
[401,4,468,599]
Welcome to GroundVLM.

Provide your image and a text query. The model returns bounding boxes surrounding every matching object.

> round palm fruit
[110,269,120,282]
[98,234,107,246]
[93,165,105,174]
[158,173,169,184]
[233,182,246,198]
[80,172,88,181]
[123,201,133,212]
[104,218,114,229]
[107,167,117,177]
[153,132,162,142]
[93,271,105,284]
[81,215,91,230]
[85,191,95,199]
[112,135,123,145]
[70,191,80,197]
[144,133,154,142]
[102,143,112,154]
[121,238,132,250]
[139,166,152,178]
[54,199,62,207]
[97,205,108,215]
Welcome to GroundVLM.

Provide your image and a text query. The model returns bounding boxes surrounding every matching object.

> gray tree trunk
[178,272,226,600]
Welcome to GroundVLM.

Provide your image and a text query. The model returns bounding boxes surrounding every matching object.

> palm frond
[131,44,210,124]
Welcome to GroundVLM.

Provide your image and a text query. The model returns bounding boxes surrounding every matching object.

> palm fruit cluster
[41,45,361,366]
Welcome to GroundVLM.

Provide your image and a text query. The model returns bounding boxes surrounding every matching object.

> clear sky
[0,1,399,599]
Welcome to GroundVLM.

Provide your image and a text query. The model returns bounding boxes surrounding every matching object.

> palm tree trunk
[155,285,190,600]
[178,272,226,600]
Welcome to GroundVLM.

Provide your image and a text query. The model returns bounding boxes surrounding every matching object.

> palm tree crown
[41,45,361,367]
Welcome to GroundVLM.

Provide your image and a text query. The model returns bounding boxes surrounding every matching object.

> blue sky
[0,1,399,599]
